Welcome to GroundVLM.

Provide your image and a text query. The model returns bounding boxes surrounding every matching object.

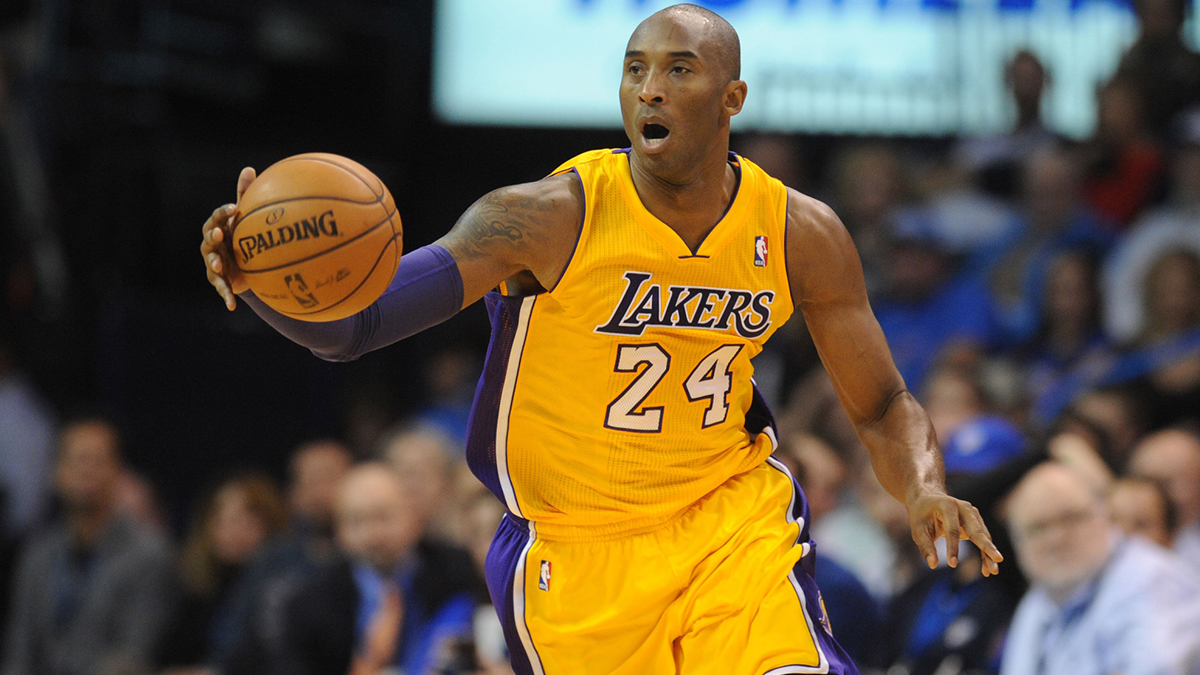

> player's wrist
[905,484,949,510]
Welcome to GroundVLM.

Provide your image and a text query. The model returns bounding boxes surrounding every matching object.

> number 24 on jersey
[605,344,744,433]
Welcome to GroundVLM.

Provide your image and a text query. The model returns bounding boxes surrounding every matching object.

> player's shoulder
[784,187,849,249]
[485,166,584,225]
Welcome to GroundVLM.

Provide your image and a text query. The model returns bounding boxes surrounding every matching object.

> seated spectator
[1081,76,1167,228]
[446,469,509,670]
[1,417,174,675]
[828,143,907,295]
[1128,429,1200,565]
[987,148,1116,345]
[221,439,352,675]
[382,425,457,540]
[277,463,479,675]
[1023,251,1115,427]
[1001,463,1200,675]
[867,414,1021,675]
[1126,250,1200,429]
[1102,120,1200,343]
[1064,386,1149,473]
[922,363,1016,450]
[1107,476,1177,548]
[813,462,913,603]
[159,473,286,673]
[414,347,481,450]
[872,209,996,392]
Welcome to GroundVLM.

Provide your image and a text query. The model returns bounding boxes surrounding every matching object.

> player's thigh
[676,563,849,675]
[672,460,858,674]
[484,513,681,675]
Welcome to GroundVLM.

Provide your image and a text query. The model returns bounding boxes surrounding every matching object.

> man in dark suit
[275,462,481,675]
[2,418,174,675]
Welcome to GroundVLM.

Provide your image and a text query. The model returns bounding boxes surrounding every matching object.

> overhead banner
[434,0,1196,137]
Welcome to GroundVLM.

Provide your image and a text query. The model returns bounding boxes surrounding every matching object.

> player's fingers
[202,205,236,254]
[204,203,234,231]
[207,270,236,311]
[236,167,257,202]
[939,503,963,568]
[912,519,938,569]
[961,503,1004,566]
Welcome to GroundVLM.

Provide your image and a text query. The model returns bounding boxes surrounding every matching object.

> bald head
[631,4,740,82]
[1129,429,1200,527]
[1008,462,1113,598]
[383,427,455,526]
[335,463,422,574]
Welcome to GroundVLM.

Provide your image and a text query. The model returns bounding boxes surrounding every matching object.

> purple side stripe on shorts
[484,514,545,675]
[789,562,862,675]
[766,457,860,674]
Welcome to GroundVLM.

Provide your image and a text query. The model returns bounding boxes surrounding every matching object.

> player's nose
[637,69,667,105]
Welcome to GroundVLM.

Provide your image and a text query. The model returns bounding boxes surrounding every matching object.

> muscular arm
[785,189,1002,574]
[435,172,584,306]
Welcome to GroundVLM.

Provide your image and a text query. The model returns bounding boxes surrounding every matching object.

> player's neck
[629,150,738,252]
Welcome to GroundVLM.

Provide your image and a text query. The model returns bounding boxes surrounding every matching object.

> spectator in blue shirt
[1023,250,1115,428]
[275,463,480,675]
[872,208,998,393]
[1001,462,1200,675]
[984,148,1117,346]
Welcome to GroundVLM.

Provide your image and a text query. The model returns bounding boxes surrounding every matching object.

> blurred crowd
[3,0,1200,674]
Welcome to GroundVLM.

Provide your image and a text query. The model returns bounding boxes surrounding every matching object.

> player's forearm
[855,390,946,505]
[238,244,464,361]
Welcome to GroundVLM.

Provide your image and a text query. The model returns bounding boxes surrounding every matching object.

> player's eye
[672,65,689,74]
[628,64,644,75]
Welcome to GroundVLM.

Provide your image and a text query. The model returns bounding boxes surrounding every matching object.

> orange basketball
[231,153,402,322]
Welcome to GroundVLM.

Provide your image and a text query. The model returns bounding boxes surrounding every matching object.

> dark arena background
[2,0,1200,674]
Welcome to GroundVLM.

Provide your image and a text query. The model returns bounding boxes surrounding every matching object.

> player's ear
[724,80,747,117]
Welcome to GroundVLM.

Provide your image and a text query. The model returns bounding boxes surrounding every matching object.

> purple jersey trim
[546,167,584,294]
[465,292,526,505]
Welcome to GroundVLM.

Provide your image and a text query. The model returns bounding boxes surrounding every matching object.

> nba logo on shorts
[754,236,768,267]
[539,560,552,591]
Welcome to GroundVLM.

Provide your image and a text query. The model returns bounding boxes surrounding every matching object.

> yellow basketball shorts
[483,457,860,674]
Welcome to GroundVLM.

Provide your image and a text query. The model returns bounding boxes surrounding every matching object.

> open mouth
[641,123,670,145]
[643,123,669,140]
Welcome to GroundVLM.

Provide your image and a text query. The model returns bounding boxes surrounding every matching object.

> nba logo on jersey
[539,561,552,591]
[754,236,768,267]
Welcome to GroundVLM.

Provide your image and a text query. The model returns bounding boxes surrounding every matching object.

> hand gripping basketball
[201,167,257,311]
[202,156,403,321]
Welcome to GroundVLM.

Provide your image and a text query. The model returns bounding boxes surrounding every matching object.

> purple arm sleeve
[237,244,465,362]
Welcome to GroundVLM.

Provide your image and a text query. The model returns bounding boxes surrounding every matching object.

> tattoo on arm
[443,185,560,262]
[467,206,524,246]
[434,175,581,302]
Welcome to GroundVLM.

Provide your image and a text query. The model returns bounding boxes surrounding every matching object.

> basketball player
[200,5,1002,673]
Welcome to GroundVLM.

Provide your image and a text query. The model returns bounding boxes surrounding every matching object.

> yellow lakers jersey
[465,148,794,541]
